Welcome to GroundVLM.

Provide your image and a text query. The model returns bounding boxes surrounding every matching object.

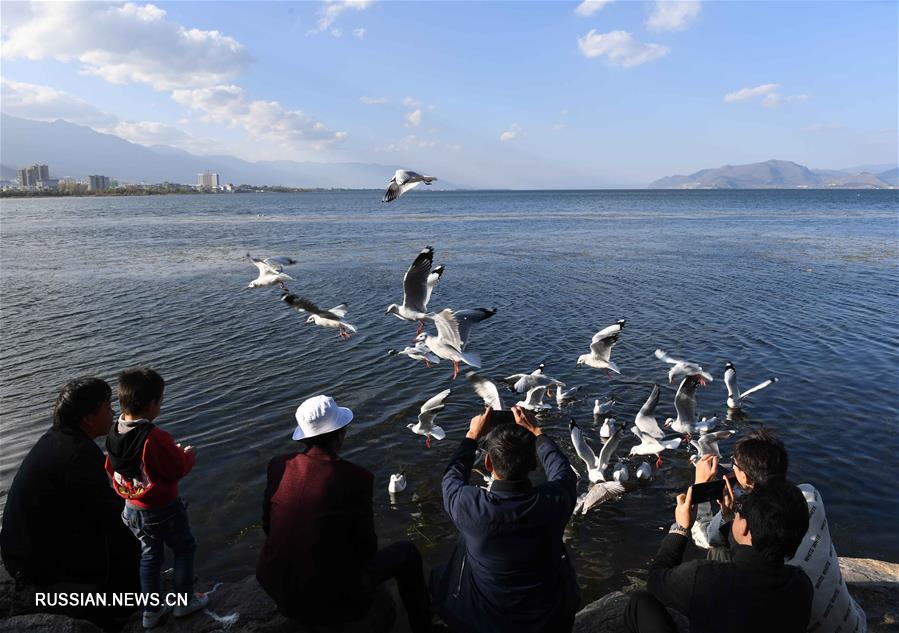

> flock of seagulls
[243,171,780,517]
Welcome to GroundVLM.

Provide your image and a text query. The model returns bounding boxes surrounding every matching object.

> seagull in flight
[388,343,441,367]
[577,320,626,377]
[515,385,551,412]
[467,372,504,411]
[570,418,628,514]
[385,246,445,335]
[281,293,357,339]
[417,308,496,379]
[504,364,565,394]
[634,384,666,439]
[629,425,683,468]
[383,169,437,203]
[245,253,295,290]
[689,429,736,462]
[408,388,451,448]
[724,362,778,409]
[664,374,702,435]
[654,349,713,385]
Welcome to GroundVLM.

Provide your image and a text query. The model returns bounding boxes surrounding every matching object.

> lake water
[1,189,897,607]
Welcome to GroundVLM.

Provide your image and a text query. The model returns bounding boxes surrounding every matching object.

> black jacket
[431,435,580,633]
[647,532,813,633]
[0,426,139,591]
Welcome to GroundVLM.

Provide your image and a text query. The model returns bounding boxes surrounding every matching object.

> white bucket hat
[292,395,354,441]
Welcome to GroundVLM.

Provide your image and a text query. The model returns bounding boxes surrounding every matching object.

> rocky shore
[1,558,895,633]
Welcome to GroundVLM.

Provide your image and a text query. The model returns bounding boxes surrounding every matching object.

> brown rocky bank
[1,558,895,633]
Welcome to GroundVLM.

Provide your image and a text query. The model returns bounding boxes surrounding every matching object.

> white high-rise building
[198,171,220,189]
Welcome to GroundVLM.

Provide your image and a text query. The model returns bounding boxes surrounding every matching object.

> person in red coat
[256,395,431,632]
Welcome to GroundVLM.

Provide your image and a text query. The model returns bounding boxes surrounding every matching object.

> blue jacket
[431,435,580,633]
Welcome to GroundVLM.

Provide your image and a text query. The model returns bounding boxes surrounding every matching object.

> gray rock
[572,591,687,633]
[839,558,899,633]
[0,613,103,633]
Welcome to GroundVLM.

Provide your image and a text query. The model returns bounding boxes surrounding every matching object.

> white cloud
[403,96,420,108]
[500,123,522,142]
[406,109,422,127]
[2,3,250,91]
[723,84,807,109]
[330,28,343,38]
[309,0,373,35]
[574,1,613,17]
[171,85,347,150]
[354,27,366,39]
[360,96,388,104]
[577,30,669,67]
[723,83,779,102]
[646,1,701,32]
[0,77,118,127]
[551,123,567,131]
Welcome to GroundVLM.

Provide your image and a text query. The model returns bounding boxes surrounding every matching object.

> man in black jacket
[0,377,140,630]
[625,479,813,633]
[431,407,580,633]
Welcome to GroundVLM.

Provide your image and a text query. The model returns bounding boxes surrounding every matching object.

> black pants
[367,540,431,633]
[624,591,679,633]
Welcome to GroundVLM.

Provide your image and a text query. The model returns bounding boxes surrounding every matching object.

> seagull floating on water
[408,388,451,448]
[385,246,445,336]
[724,362,778,409]
[245,253,295,290]
[554,385,582,409]
[383,169,437,203]
[654,349,713,385]
[417,308,496,379]
[388,471,407,493]
[281,293,357,339]
[599,417,625,443]
[577,320,626,377]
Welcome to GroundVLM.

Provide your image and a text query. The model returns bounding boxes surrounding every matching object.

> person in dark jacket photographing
[431,406,580,633]
[625,478,814,633]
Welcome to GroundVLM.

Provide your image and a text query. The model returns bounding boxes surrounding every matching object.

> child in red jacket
[105,367,207,629]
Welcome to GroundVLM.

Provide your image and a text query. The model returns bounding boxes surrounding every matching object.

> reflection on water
[1,190,897,605]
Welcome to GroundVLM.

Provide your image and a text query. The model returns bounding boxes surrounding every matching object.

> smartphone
[489,410,515,425]
[690,480,726,504]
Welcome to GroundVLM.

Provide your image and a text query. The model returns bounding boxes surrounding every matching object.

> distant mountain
[0,114,460,189]
[877,168,898,186]
[648,159,893,189]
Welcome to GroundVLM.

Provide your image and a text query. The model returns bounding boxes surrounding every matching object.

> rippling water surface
[2,190,897,605]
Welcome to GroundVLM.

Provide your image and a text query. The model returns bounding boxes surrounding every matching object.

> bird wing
[424,266,444,310]
[433,309,463,351]
[281,294,327,316]
[569,420,599,470]
[739,377,777,399]
[467,372,503,410]
[394,170,416,185]
[590,332,619,361]
[247,253,280,275]
[524,385,547,407]
[654,348,681,365]
[328,304,349,319]
[581,481,627,514]
[674,375,698,423]
[597,428,622,472]
[402,247,435,313]
[638,384,661,419]
[635,384,665,438]
[382,180,401,203]
[724,365,739,398]
[419,388,451,424]
[454,308,497,347]
[593,322,623,339]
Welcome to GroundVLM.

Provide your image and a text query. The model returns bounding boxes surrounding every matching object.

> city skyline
[1,1,896,188]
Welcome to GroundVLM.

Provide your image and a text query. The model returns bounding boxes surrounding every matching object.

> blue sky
[1,1,896,187]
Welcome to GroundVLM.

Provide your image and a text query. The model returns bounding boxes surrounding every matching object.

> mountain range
[1,114,895,190]
[0,114,458,189]
[648,159,896,189]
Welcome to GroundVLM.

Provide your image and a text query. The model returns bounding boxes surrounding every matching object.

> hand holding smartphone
[689,479,725,504]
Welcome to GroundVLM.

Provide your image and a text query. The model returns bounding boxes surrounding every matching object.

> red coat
[104,426,195,509]
[256,447,378,622]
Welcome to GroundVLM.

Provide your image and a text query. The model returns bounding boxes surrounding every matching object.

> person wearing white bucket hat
[256,395,432,632]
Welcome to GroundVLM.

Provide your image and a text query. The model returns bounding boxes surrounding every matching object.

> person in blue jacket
[431,406,580,633]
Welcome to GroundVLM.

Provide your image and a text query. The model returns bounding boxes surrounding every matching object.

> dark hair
[485,423,537,480]
[53,377,112,430]
[301,427,345,450]
[117,367,165,416]
[740,479,809,564]
[733,428,788,485]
